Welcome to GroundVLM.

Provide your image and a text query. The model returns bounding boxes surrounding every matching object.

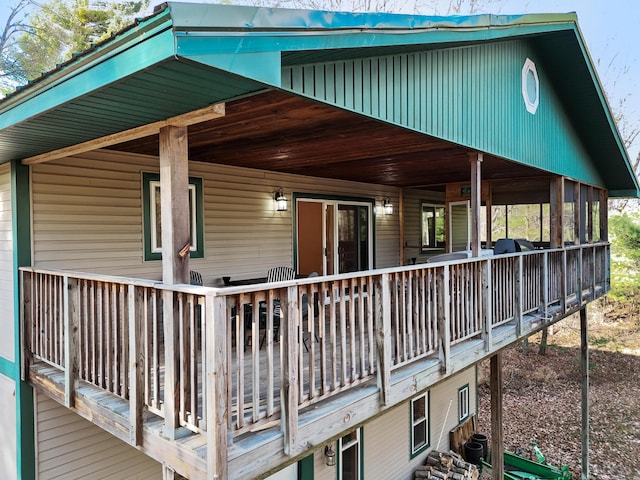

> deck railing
[20,242,609,477]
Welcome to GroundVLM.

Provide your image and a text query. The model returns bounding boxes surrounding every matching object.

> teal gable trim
[0,27,175,131]
[282,39,605,188]
[11,160,35,480]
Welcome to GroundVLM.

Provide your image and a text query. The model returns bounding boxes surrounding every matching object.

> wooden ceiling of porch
[110,90,545,189]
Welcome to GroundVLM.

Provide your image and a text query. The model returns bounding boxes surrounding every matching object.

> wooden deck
[20,243,609,479]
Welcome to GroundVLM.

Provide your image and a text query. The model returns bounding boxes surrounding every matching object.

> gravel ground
[476,301,640,479]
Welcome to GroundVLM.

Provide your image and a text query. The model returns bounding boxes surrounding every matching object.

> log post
[206,294,229,479]
[64,276,79,408]
[490,353,504,480]
[580,306,589,480]
[376,273,392,405]
[128,284,145,446]
[282,286,299,456]
[469,152,483,258]
[437,266,451,374]
[159,125,190,439]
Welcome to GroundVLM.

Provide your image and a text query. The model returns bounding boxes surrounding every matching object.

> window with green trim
[458,384,470,423]
[421,203,445,252]
[410,392,430,457]
[338,428,362,480]
[142,172,204,261]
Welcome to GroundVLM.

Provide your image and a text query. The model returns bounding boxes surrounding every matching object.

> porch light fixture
[383,198,393,215]
[274,188,288,211]
[324,445,336,466]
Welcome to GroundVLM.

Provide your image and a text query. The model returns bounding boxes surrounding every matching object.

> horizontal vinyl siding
[0,373,17,480]
[283,41,601,187]
[35,393,161,480]
[31,150,399,284]
[0,163,14,361]
[363,367,476,480]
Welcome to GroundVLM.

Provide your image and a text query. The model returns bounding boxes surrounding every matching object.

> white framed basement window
[142,172,204,261]
[410,391,430,457]
[338,428,362,480]
[458,384,470,423]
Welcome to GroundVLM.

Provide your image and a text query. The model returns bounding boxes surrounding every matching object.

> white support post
[515,255,523,336]
[542,251,549,321]
[469,152,483,258]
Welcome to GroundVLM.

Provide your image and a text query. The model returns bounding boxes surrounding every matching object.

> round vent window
[521,58,539,114]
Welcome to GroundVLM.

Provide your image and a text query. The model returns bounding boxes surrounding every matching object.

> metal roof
[0,2,636,196]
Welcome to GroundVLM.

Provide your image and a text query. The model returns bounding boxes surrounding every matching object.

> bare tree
[0,0,33,93]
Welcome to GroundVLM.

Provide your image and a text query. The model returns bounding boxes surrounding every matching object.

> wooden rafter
[21,103,225,165]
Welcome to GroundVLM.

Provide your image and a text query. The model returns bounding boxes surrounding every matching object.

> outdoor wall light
[324,445,336,466]
[274,188,288,211]
[383,198,393,215]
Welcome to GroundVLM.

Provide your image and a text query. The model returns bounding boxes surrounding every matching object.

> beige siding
[402,188,445,263]
[31,150,400,283]
[35,393,161,479]
[0,163,14,361]
[314,367,476,480]
[0,373,18,480]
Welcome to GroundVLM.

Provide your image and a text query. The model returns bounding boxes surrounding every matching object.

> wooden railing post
[577,248,583,305]
[482,259,492,353]
[282,286,299,456]
[437,266,451,374]
[163,290,179,438]
[375,273,392,406]
[515,256,523,336]
[128,284,145,446]
[64,276,79,408]
[20,270,33,382]
[206,294,228,480]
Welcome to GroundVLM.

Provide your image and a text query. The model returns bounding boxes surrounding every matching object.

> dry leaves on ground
[476,301,640,480]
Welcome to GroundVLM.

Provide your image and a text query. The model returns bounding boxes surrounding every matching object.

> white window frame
[410,392,430,456]
[338,428,362,480]
[458,384,470,423]
[149,180,198,254]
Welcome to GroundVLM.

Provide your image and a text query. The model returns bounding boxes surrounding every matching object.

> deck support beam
[490,353,504,480]
[580,306,590,480]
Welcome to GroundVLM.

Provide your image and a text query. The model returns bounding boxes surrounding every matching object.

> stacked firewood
[414,451,479,480]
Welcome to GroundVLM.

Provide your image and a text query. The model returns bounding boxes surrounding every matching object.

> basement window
[338,428,362,480]
[142,172,204,261]
[458,384,470,423]
[411,392,430,457]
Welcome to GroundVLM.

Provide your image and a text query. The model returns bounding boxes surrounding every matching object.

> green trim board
[142,172,204,261]
[10,160,35,480]
[298,454,314,480]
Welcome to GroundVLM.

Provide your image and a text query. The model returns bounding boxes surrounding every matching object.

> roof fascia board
[166,2,576,33]
[174,22,573,58]
[569,23,640,194]
[0,10,176,129]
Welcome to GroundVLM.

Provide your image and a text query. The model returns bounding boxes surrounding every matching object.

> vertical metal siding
[0,163,14,362]
[282,39,602,186]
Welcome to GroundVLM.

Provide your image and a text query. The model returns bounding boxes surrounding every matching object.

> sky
[2,0,639,161]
